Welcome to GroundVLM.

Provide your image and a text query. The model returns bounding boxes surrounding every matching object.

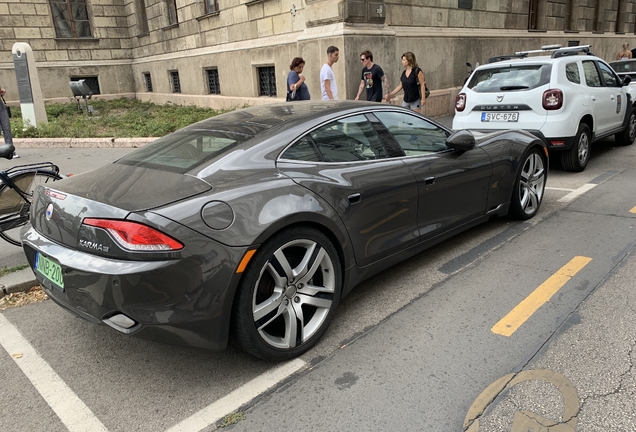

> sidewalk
[0,114,454,298]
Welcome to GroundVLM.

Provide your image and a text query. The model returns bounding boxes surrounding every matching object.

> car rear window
[116,130,253,173]
[467,64,552,92]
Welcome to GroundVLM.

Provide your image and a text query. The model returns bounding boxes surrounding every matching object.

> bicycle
[0,144,63,246]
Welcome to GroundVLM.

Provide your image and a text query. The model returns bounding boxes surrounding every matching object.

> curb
[0,268,39,298]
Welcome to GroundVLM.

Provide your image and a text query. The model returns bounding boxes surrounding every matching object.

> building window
[136,0,149,34]
[593,0,603,32]
[528,0,539,30]
[258,66,276,97]
[167,0,178,25]
[458,0,472,9]
[49,0,92,38]
[144,73,153,92]
[170,71,181,93]
[205,0,219,13]
[207,69,220,94]
[70,76,100,94]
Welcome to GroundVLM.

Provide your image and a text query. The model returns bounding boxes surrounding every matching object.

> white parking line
[165,358,307,432]
[0,314,109,432]
[557,183,597,203]
[545,186,576,192]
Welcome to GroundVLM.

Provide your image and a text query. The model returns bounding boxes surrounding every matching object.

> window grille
[144,73,153,92]
[171,71,181,93]
[49,0,91,38]
[207,69,220,94]
[70,76,100,94]
[167,0,178,25]
[258,66,276,97]
[205,0,219,13]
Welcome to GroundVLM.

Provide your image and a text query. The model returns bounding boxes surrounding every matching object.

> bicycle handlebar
[0,144,16,159]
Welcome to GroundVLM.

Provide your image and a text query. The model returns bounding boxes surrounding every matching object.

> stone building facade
[1,0,635,116]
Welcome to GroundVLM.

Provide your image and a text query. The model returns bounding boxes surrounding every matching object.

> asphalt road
[2,118,636,431]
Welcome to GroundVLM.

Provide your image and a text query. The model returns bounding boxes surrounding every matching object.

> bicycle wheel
[0,170,61,246]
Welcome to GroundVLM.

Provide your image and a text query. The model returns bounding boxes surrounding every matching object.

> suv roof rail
[550,45,594,58]
[487,44,594,64]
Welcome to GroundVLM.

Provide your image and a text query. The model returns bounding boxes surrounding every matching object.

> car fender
[153,176,355,271]
[475,130,547,210]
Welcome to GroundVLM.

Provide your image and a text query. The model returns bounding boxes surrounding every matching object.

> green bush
[9,98,233,138]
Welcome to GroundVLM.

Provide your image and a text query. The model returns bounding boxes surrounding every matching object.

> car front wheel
[232,227,342,361]
[561,123,591,172]
[509,148,546,220]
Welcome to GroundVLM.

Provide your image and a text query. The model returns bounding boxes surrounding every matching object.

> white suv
[452,45,636,172]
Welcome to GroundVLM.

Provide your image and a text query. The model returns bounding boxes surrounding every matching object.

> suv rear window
[467,64,552,92]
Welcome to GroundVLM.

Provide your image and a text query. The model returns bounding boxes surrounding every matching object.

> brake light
[543,89,563,110]
[455,93,467,112]
[83,218,183,251]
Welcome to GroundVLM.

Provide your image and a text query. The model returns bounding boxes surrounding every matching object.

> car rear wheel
[509,148,546,220]
[561,123,590,172]
[615,106,636,146]
[232,226,342,361]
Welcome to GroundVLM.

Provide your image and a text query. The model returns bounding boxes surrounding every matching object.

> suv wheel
[561,123,590,172]
[615,106,636,146]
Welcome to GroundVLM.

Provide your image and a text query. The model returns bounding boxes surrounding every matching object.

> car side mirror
[623,75,632,86]
[446,130,475,151]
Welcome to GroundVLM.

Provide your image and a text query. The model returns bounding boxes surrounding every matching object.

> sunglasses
[360,58,366,62]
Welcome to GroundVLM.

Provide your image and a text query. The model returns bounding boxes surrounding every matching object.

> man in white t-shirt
[320,46,339,100]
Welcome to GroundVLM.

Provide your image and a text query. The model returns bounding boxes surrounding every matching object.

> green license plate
[35,252,64,290]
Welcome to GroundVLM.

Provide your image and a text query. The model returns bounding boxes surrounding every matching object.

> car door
[597,60,627,132]
[277,114,419,268]
[582,60,617,136]
[372,111,492,242]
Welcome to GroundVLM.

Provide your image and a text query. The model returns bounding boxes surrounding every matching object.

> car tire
[232,226,342,361]
[615,105,636,146]
[561,123,591,172]
[509,148,546,220]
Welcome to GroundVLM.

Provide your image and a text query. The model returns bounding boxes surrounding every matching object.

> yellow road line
[630,206,636,214]
[492,256,592,337]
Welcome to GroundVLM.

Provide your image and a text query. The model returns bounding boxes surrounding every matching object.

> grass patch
[219,412,245,428]
[0,264,29,278]
[10,98,235,138]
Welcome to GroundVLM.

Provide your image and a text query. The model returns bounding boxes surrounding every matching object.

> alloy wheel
[518,152,545,216]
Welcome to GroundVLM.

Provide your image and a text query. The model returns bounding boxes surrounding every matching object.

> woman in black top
[385,52,426,112]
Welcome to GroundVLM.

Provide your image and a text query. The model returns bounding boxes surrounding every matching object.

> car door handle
[348,193,361,204]
[611,95,615,100]
[591,96,596,101]
[424,177,435,185]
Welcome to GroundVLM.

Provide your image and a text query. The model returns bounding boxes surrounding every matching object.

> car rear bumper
[22,226,248,351]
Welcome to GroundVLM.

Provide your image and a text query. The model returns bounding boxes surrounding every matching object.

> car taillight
[455,93,467,112]
[543,89,563,110]
[82,218,183,251]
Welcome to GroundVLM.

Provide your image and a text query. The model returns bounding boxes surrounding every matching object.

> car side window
[373,111,449,156]
[309,115,388,162]
[565,62,580,84]
[597,61,619,87]
[582,61,602,87]
[280,136,322,162]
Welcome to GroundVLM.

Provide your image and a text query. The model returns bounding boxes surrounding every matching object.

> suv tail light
[543,89,563,110]
[83,218,184,251]
[455,93,467,112]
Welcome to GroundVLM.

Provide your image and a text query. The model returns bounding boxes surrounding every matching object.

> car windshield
[116,129,254,173]
[610,61,636,73]
[468,64,552,92]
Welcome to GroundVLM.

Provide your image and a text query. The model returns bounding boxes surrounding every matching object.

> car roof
[181,101,381,137]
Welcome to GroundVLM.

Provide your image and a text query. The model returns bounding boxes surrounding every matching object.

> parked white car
[453,45,636,172]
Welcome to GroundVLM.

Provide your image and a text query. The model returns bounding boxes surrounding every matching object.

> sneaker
[12,152,19,158]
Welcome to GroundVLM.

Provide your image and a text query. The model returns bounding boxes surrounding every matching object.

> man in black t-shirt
[355,51,390,102]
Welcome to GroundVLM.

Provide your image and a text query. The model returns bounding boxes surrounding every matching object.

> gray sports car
[21,101,547,361]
